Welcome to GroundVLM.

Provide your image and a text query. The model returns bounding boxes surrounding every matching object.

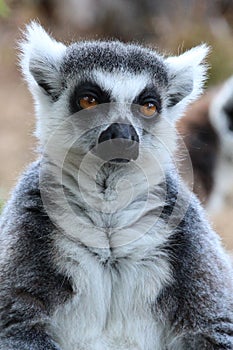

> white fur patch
[49,225,172,350]
[93,70,149,103]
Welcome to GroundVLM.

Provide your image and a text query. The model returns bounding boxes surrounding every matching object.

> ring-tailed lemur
[178,76,233,212]
[208,76,233,211]
[0,22,233,350]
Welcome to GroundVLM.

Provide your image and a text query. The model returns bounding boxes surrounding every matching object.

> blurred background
[0,0,233,249]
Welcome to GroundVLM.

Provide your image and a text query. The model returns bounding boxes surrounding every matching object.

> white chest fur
[49,232,172,350]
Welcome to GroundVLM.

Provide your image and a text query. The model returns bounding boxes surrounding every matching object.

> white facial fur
[93,70,150,103]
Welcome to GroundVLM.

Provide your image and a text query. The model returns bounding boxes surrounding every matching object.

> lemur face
[64,67,168,164]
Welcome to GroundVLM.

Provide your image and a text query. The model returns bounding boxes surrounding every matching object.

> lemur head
[20,22,208,175]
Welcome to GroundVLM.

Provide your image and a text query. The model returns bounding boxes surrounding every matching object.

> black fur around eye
[133,87,162,116]
[69,82,111,114]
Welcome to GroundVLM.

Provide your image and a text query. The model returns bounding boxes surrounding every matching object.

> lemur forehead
[62,40,168,86]
[93,70,150,102]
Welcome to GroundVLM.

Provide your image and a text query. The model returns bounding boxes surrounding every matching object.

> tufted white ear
[165,44,210,120]
[19,21,67,101]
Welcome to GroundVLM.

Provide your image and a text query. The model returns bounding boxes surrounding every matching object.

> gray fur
[0,22,233,349]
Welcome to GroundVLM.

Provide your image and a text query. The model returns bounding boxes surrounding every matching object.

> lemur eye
[79,96,99,109]
[139,102,157,118]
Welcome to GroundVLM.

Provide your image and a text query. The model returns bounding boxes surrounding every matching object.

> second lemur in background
[178,76,233,212]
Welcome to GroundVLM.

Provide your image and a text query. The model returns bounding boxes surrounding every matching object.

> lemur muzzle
[96,123,139,163]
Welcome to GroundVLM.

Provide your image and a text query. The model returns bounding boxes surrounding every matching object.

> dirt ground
[0,17,233,253]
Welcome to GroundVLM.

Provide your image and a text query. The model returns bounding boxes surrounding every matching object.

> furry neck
[40,153,169,248]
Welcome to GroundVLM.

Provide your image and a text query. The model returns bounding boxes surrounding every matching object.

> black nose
[96,123,139,162]
[98,123,139,144]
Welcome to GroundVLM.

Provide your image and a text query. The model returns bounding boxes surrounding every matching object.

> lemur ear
[165,44,210,119]
[19,22,66,101]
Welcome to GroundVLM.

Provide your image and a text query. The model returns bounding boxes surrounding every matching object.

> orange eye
[139,102,157,118]
[79,96,98,109]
